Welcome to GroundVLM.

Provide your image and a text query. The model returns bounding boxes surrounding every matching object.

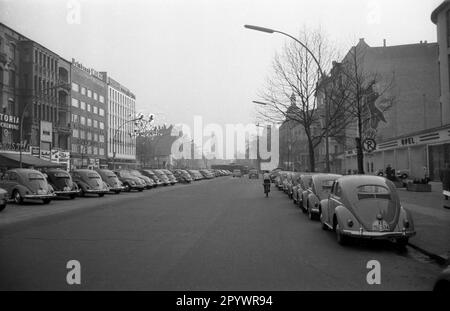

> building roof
[431,0,449,24]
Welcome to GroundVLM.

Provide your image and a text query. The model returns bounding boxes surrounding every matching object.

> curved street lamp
[245,24,332,172]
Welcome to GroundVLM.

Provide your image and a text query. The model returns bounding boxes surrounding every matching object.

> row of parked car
[0,168,233,211]
[270,169,416,248]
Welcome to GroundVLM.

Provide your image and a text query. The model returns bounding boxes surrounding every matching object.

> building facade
[70,59,108,169]
[335,37,447,180]
[105,76,137,169]
[0,23,71,167]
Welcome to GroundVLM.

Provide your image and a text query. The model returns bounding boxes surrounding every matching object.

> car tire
[42,198,51,204]
[0,204,6,212]
[308,206,313,220]
[98,193,105,197]
[114,190,121,194]
[13,190,24,205]
[321,217,328,230]
[69,194,77,200]
[335,222,348,245]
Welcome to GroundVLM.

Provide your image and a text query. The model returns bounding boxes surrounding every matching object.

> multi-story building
[331,37,447,180]
[70,59,108,169]
[0,23,71,163]
[105,75,136,169]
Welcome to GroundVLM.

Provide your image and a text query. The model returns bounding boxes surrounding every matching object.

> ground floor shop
[341,125,450,181]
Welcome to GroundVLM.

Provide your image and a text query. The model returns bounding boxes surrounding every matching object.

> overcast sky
[0,0,440,129]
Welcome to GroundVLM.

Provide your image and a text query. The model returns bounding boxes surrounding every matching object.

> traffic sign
[362,138,377,153]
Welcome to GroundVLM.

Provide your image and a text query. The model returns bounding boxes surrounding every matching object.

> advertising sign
[30,146,40,157]
[0,113,20,130]
[51,149,59,162]
[40,121,53,143]
[40,150,51,161]
[59,151,70,162]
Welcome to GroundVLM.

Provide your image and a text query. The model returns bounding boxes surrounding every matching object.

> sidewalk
[397,182,450,264]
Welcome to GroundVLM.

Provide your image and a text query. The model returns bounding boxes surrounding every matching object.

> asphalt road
[0,176,442,290]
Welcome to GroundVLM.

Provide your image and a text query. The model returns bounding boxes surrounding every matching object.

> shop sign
[30,146,40,157]
[40,121,53,143]
[0,113,19,130]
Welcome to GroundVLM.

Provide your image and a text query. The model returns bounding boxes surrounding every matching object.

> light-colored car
[232,169,242,178]
[0,169,56,204]
[304,174,342,220]
[294,173,313,209]
[0,187,7,211]
[320,175,416,247]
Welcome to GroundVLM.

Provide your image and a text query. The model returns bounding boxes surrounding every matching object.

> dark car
[70,169,109,197]
[140,169,163,187]
[0,169,56,204]
[45,168,80,199]
[248,169,259,179]
[96,169,125,194]
[114,170,146,192]
[129,169,155,189]
[320,175,415,248]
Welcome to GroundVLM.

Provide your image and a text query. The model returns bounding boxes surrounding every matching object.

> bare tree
[338,44,395,174]
[256,27,351,172]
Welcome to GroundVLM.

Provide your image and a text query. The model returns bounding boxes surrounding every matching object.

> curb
[408,242,449,266]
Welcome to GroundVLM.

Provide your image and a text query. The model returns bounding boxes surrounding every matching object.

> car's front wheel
[13,190,24,204]
[335,222,349,245]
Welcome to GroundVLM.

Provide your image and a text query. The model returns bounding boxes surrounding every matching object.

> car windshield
[357,185,391,200]
[28,172,47,187]
[106,174,117,178]
[322,180,334,188]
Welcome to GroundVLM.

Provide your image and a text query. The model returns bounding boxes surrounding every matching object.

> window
[87,131,92,140]
[357,185,391,200]
[99,122,104,130]
[99,108,104,116]
[87,89,92,98]
[81,87,86,95]
[71,82,79,92]
[99,135,105,143]
[93,92,98,101]
[334,182,342,197]
[99,148,105,156]
[93,120,98,128]
[71,144,78,153]
[87,118,92,127]
[93,106,98,114]
[93,146,98,155]
[80,101,86,110]
[9,70,15,88]
[94,133,98,141]
[80,116,86,125]
[87,104,91,112]
[71,114,79,123]
[447,10,450,47]
[10,43,16,60]
[99,95,105,103]
[71,98,79,108]
[72,129,79,138]
[79,129,85,139]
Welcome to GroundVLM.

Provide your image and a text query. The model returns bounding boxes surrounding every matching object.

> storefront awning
[0,152,65,168]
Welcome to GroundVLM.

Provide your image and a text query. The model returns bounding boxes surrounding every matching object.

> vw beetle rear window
[357,185,391,200]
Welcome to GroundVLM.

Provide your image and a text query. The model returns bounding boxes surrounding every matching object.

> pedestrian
[440,163,450,209]
[263,170,271,196]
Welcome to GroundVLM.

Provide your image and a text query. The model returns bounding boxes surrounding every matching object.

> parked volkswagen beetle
[96,169,125,194]
[45,168,80,199]
[0,169,56,204]
[303,174,342,220]
[70,169,109,197]
[319,175,415,247]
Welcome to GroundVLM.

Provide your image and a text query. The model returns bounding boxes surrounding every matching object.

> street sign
[363,138,377,153]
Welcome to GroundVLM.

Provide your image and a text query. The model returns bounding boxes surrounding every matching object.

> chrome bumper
[54,190,80,195]
[84,189,109,194]
[24,193,56,199]
[342,229,416,239]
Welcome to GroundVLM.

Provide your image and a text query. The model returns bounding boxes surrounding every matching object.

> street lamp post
[19,83,70,168]
[245,24,331,172]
